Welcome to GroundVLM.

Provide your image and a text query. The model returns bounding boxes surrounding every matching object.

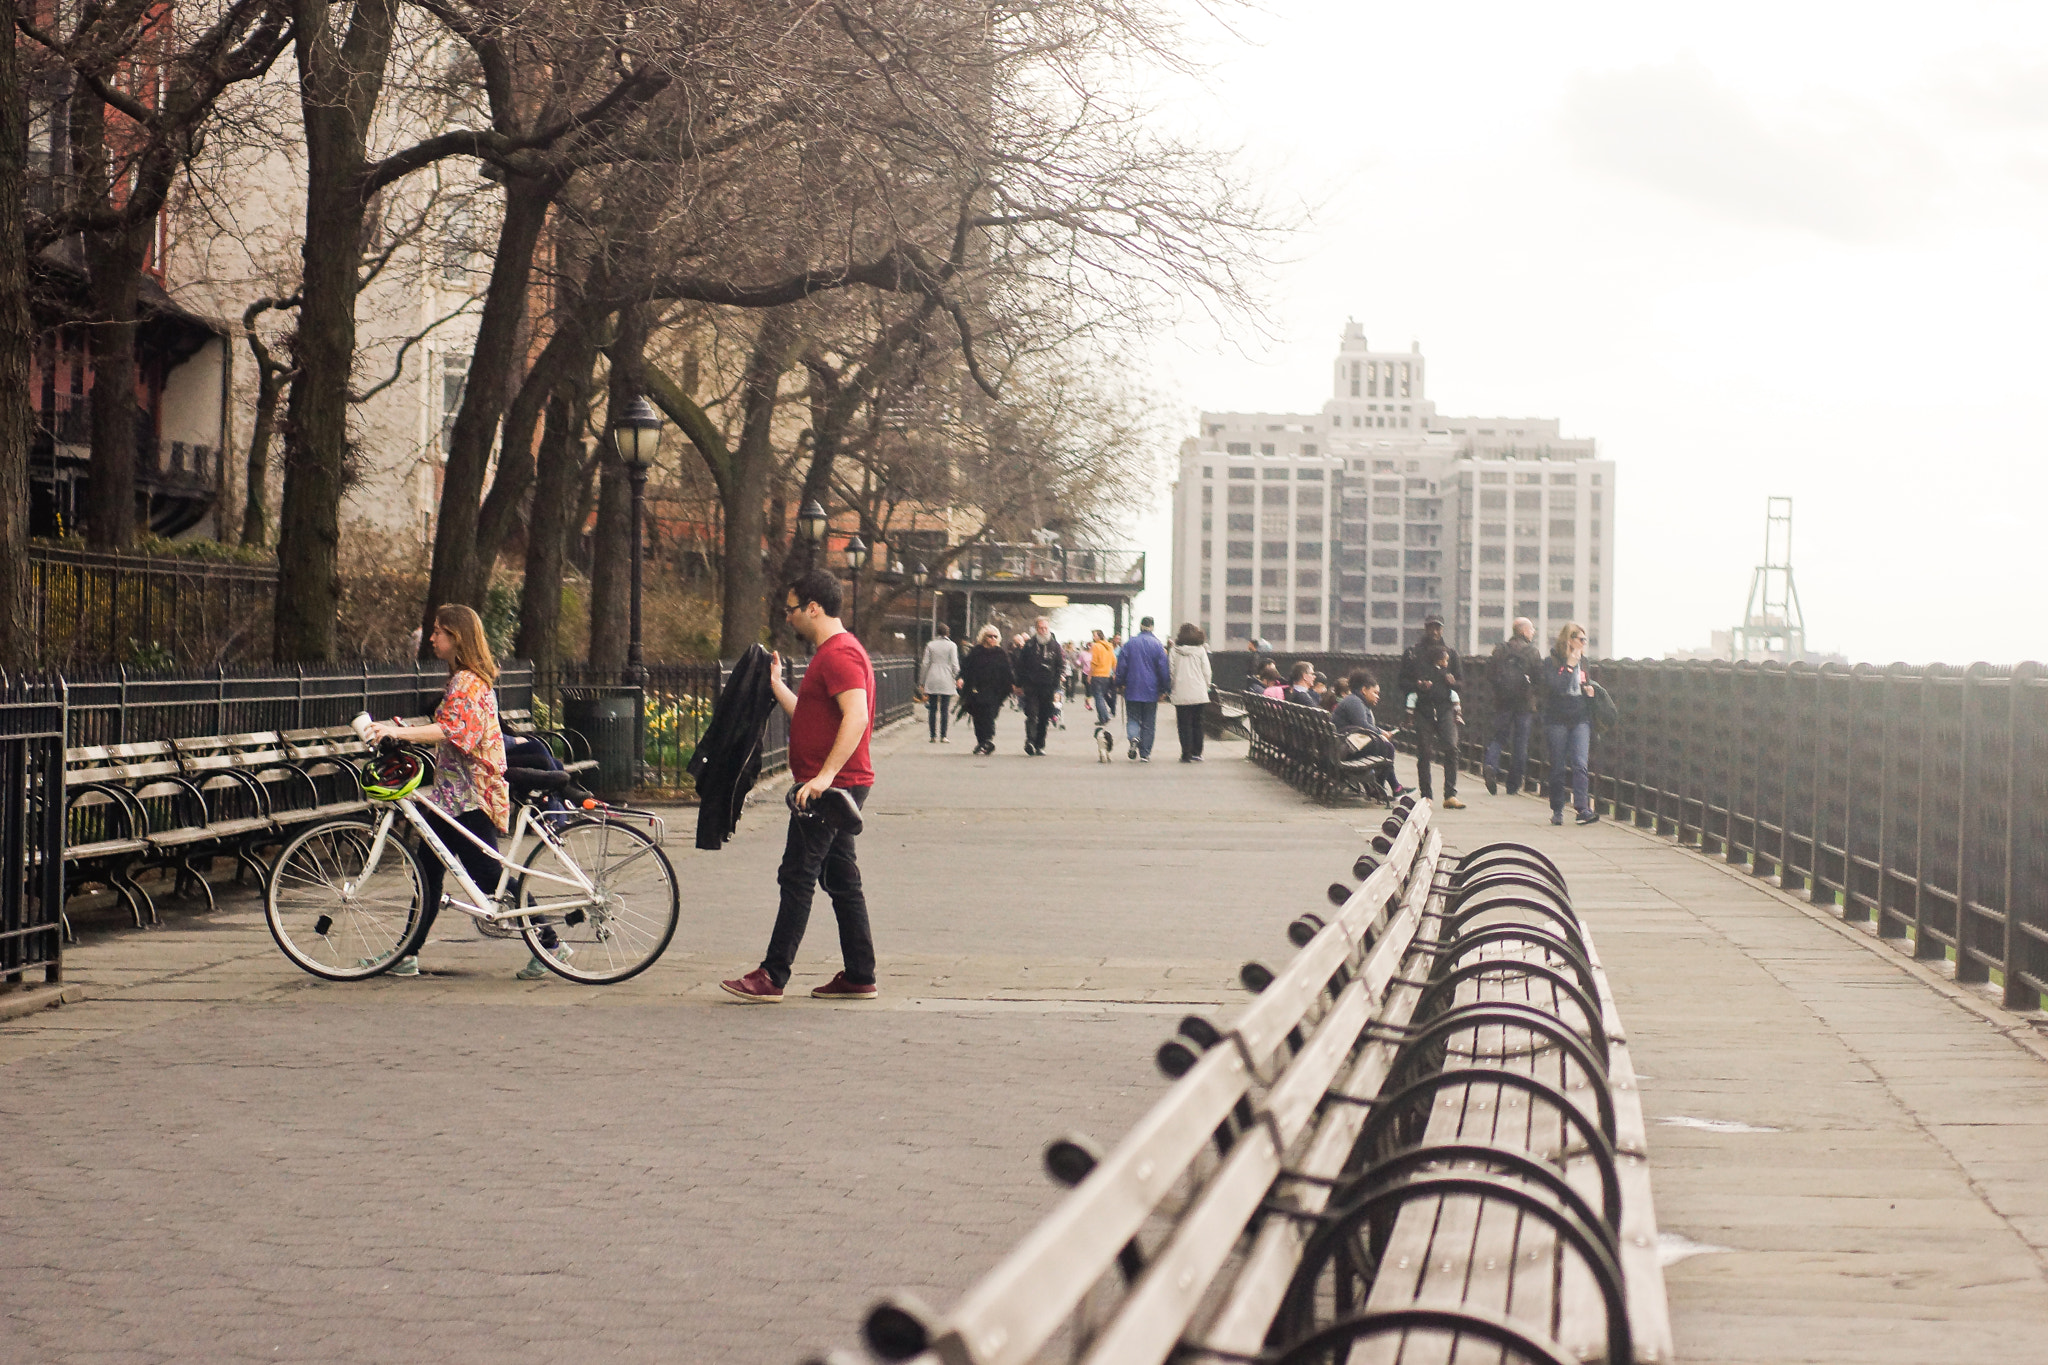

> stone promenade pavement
[5,707,2048,1364]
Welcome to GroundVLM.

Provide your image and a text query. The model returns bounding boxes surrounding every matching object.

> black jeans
[414,804,502,951]
[1412,709,1459,798]
[1175,702,1206,759]
[969,706,998,749]
[926,694,950,739]
[761,786,873,988]
[1021,686,1057,750]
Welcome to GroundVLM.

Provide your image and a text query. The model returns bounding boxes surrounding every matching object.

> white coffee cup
[350,712,373,739]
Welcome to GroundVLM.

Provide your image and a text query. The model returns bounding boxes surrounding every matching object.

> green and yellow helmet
[361,747,432,801]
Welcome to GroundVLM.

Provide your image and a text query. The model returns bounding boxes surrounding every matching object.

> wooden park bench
[501,708,600,778]
[815,807,1673,1365]
[1243,691,1399,805]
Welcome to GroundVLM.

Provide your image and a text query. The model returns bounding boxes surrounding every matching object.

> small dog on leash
[1094,724,1116,763]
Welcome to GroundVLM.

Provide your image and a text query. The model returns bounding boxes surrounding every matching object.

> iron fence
[541,654,917,791]
[61,660,535,749]
[1579,659,2048,1011]
[30,544,279,671]
[0,680,65,988]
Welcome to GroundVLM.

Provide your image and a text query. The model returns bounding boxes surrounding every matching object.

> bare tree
[0,0,32,664]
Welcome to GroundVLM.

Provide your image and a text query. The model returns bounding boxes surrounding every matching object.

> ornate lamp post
[907,559,930,650]
[611,396,662,686]
[796,500,829,569]
[842,534,868,634]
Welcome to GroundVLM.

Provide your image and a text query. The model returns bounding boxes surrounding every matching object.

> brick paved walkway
[6,707,2047,1363]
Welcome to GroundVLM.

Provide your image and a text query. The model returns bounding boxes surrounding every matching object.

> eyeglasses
[784,600,803,616]
[1570,632,1586,641]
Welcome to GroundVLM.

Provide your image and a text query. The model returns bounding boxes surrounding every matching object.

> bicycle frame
[349,796,597,929]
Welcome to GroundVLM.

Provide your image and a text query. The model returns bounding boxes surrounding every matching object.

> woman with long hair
[1541,621,1599,826]
[363,605,553,977]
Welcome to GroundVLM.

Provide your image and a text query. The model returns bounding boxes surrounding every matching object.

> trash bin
[562,690,642,802]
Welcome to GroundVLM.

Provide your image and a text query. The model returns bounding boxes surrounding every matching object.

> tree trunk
[0,0,32,664]
[273,0,398,662]
[719,308,797,656]
[80,231,146,548]
[587,309,646,672]
[420,176,557,645]
[514,378,588,672]
[239,351,283,546]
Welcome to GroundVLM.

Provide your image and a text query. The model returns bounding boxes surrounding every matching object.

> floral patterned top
[427,669,509,833]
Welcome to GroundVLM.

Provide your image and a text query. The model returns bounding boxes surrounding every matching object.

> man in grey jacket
[919,625,960,742]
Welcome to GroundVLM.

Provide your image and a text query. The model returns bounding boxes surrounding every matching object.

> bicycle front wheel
[519,817,679,984]
[266,819,426,980]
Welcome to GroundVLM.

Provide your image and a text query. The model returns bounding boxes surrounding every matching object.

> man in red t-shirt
[720,569,878,1003]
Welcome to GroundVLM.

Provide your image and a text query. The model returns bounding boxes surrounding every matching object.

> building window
[1514,545,1540,565]
[1590,520,1602,539]
[1296,485,1323,504]
[1516,471,1540,485]
[1480,471,1506,484]
[1370,627,1398,646]
[1295,624,1322,644]
[1295,515,1322,535]
[1548,600,1574,620]
[1260,443,1276,456]
[1480,490,1506,509]
[1513,521,1540,539]
[1551,472,1576,485]
[1226,443,1250,455]
[1372,496,1400,515]
[1228,485,1253,505]
[1227,595,1253,613]
[1516,599,1540,618]
[1225,622,1251,640]
[1202,465,1212,478]
[1229,466,1256,479]
[1261,513,1287,535]
[1478,603,1504,618]
[1550,548,1575,565]
[1226,567,1252,586]
[1201,539,1212,559]
[1516,572,1540,591]
[1261,568,1284,586]
[1551,576,1574,593]
[1400,362,1411,397]
[1228,541,1253,560]
[1350,361,1360,397]
[1200,594,1211,613]
[1549,519,1576,539]
[438,355,469,456]
[1260,594,1286,613]
[1297,542,1322,559]
[1297,569,1322,588]
[1300,444,1318,457]
[1201,485,1213,505]
[1262,541,1288,559]
[1480,523,1506,539]
[1514,490,1540,510]
[1371,523,1400,542]
[1371,601,1398,619]
[1367,361,1378,397]
[1371,549,1400,567]
[1295,596,1320,615]
[1228,513,1254,532]
[1480,545,1505,564]
[1479,576,1505,591]
[1370,574,1399,593]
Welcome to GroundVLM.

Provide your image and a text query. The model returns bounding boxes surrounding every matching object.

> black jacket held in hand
[688,644,779,851]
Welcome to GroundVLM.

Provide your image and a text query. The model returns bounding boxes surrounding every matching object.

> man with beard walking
[1014,616,1064,755]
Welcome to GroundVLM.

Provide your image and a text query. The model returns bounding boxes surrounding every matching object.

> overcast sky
[1110,0,2048,665]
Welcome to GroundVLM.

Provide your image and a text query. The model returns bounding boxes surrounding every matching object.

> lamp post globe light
[796,499,829,569]
[612,396,662,687]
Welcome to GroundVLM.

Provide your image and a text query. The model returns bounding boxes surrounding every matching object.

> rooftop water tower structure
[1731,496,1806,663]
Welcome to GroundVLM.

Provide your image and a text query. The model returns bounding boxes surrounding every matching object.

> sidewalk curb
[1605,814,2048,1067]
[0,983,86,1023]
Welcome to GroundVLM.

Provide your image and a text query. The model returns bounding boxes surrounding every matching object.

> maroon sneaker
[718,968,783,1003]
[810,971,879,1001]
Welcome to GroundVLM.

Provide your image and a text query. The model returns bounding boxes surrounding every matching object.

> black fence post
[1957,664,1985,982]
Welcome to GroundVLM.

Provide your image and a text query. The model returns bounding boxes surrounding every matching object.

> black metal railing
[0,680,65,989]
[1578,659,2048,1011]
[30,544,279,671]
[541,655,917,792]
[62,660,535,749]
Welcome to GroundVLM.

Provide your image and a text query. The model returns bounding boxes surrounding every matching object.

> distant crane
[1731,497,1805,663]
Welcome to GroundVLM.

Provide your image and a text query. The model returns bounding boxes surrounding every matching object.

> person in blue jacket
[1114,616,1173,762]
[1542,621,1600,826]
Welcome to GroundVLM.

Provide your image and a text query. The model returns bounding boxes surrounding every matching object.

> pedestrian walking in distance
[1168,623,1213,762]
[720,570,879,1003]
[920,624,960,743]
[1115,616,1172,761]
[1398,614,1465,808]
[1015,616,1064,756]
[959,625,1014,755]
[1087,629,1118,725]
[1483,616,1541,796]
[1543,621,1601,827]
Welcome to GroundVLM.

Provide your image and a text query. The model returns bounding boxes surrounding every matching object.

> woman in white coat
[1167,623,1215,762]
[920,624,961,742]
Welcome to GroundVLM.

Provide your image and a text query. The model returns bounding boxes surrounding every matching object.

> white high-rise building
[1171,321,1615,657]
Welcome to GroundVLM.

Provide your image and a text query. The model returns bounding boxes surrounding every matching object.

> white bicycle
[264,720,678,984]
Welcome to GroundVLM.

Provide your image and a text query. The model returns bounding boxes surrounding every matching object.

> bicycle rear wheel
[266,819,426,980]
[519,817,679,984]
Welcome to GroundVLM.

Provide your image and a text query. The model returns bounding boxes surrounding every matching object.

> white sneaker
[516,944,572,980]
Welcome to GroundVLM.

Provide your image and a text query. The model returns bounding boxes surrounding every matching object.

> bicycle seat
[507,767,571,794]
